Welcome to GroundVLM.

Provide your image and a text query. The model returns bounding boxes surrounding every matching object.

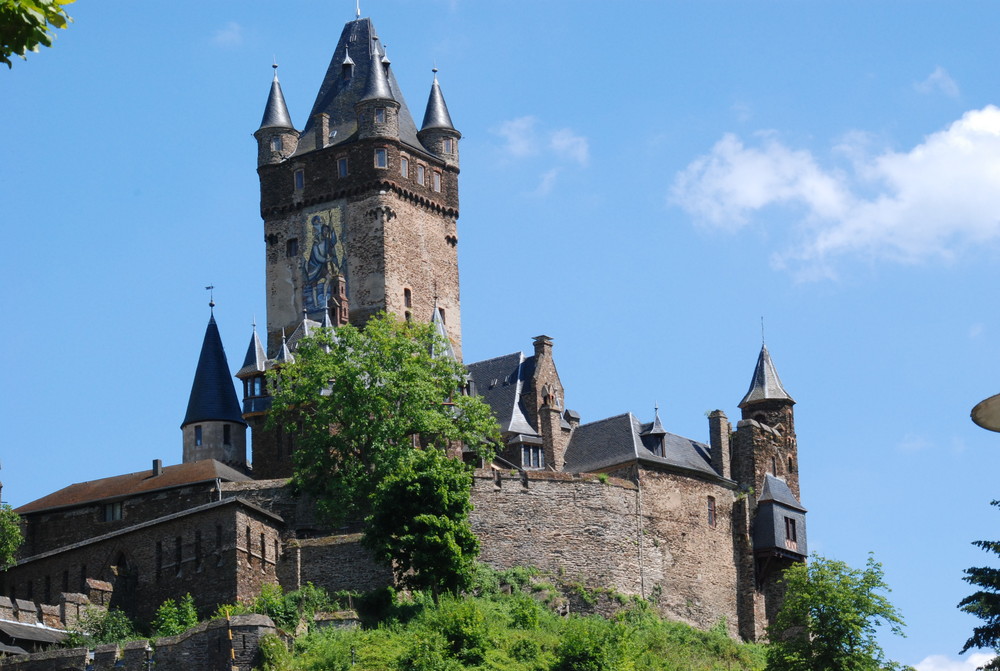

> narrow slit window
[286,238,298,258]
[433,172,441,192]
[417,164,425,185]
[404,288,412,308]
[223,424,232,446]
[294,169,304,190]
[338,157,349,178]
[707,496,717,528]
[195,425,203,446]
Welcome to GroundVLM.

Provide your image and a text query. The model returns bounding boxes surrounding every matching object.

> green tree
[364,448,481,597]
[0,0,74,68]
[766,554,908,671]
[959,500,1000,671]
[65,607,139,646]
[268,314,500,525]
[151,593,199,638]
[0,504,23,569]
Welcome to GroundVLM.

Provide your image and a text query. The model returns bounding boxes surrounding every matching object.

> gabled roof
[739,344,794,408]
[758,474,806,512]
[295,17,424,156]
[467,352,537,436]
[182,315,245,427]
[259,68,294,130]
[564,413,718,478]
[16,460,251,514]
[421,72,457,133]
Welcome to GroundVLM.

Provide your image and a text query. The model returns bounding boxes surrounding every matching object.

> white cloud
[914,653,994,671]
[915,66,960,98]
[212,21,244,48]
[671,106,1000,277]
[533,168,560,197]
[550,128,589,166]
[494,116,539,159]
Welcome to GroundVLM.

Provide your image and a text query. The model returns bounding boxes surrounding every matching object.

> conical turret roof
[236,326,267,379]
[359,37,395,103]
[739,344,794,408]
[259,68,294,130]
[183,315,246,427]
[295,17,424,155]
[421,71,457,132]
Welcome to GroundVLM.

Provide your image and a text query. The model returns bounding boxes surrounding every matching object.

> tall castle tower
[254,16,462,360]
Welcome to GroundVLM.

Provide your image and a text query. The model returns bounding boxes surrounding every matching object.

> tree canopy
[0,0,74,68]
[959,500,1000,671]
[767,554,909,671]
[0,503,23,569]
[268,314,501,594]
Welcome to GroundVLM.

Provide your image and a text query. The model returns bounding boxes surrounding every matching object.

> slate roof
[739,344,794,408]
[259,69,294,130]
[563,412,718,478]
[182,315,246,427]
[421,73,457,132]
[236,327,267,379]
[294,18,425,156]
[0,620,67,646]
[466,352,537,436]
[16,460,251,514]
[758,474,806,512]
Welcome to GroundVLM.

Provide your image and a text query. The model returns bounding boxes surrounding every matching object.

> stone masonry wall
[277,533,393,595]
[0,615,277,671]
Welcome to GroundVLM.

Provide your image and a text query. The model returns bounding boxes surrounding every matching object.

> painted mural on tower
[299,205,347,316]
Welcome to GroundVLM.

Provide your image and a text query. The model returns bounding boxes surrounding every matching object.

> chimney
[152,459,163,477]
[314,112,330,149]
[708,410,731,479]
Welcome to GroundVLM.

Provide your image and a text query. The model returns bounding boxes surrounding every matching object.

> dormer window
[270,136,283,152]
[341,63,353,81]
[375,148,388,169]
[294,169,304,190]
[374,107,386,124]
[521,446,544,469]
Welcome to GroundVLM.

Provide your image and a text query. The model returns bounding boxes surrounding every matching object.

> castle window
[274,538,279,563]
[375,148,388,168]
[433,171,441,192]
[772,456,778,476]
[270,136,283,152]
[784,517,798,552]
[404,288,412,308]
[521,446,544,469]
[260,533,266,566]
[400,156,408,177]
[338,157,349,177]
[224,424,232,446]
[374,107,386,124]
[294,169,304,190]
[707,496,717,528]
[247,526,253,565]
[438,308,446,323]
[195,425,203,446]
[103,502,122,522]
[444,138,454,153]
[417,164,425,185]
[252,376,264,397]
[286,238,298,258]
[405,311,412,322]
[788,457,794,473]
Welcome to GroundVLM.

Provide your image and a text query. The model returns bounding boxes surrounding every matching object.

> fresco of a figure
[300,208,346,315]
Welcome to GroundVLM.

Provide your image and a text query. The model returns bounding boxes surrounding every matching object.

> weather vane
[206,285,215,310]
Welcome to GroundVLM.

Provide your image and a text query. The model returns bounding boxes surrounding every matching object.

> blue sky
[5,1,1000,667]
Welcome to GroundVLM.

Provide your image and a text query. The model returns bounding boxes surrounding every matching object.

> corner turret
[254,64,300,167]
[355,38,400,140]
[418,69,461,169]
[181,307,248,470]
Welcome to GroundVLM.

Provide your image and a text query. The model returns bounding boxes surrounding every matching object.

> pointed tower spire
[259,64,294,130]
[431,303,456,361]
[648,403,666,435]
[181,308,248,469]
[275,329,295,365]
[236,323,267,378]
[739,344,794,408]
[421,68,456,132]
[359,38,394,103]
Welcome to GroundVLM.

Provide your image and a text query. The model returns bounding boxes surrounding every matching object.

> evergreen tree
[959,500,1000,671]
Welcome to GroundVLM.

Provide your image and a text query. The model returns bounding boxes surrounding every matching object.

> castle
[0,13,806,648]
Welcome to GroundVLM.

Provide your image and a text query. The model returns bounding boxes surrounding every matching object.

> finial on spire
[252,315,257,330]
[761,316,765,345]
[205,285,215,310]
[356,0,361,19]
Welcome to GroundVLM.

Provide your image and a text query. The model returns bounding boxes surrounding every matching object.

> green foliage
[269,314,501,527]
[0,0,74,67]
[960,500,1000,671]
[552,616,631,671]
[259,633,294,671]
[363,447,480,597]
[0,504,23,569]
[213,583,335,632]
[64,607,140,646]
[767,553,908,671]
[151,593,199,638]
